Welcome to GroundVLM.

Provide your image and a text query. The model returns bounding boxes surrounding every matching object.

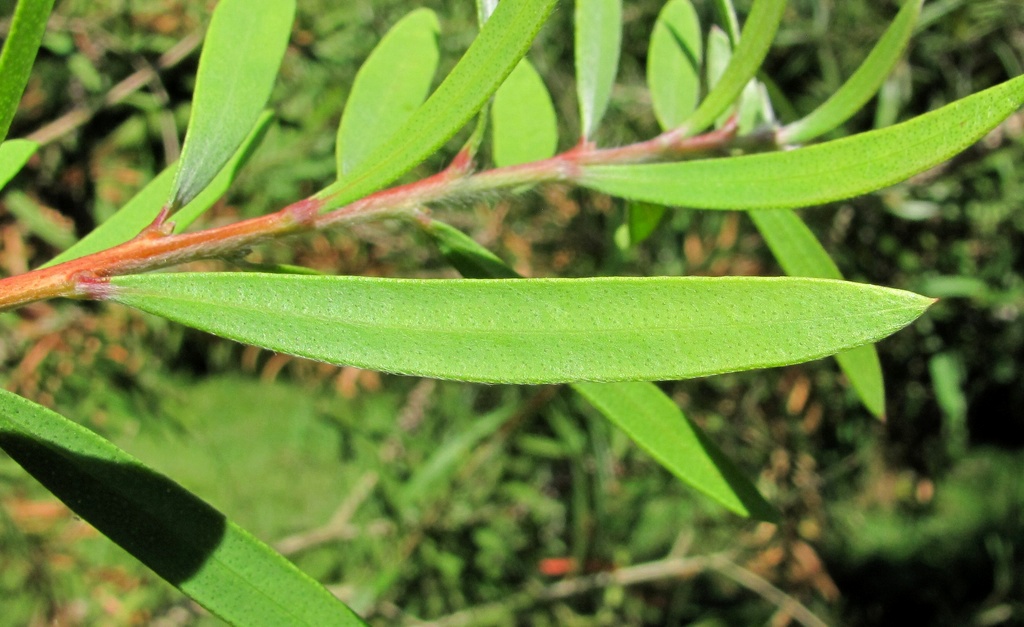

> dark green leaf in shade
[317,0,558,209]
[491,60,558,167]
[336,9,440,177]
[169,0,295,209]
[682,0,786,135]
[107,273,932,384]
[0,139,37,190]
[750,208,886,418]
[42,113,272,268]
[424,221,520,279]
[627,201,668,246]
[0,0,56,142]
[0,389,365,626]
[575,0,622,139]
[581,75,1024,209]
[780,0,923,145]
[575,382,776,520]
[647,0,702,130]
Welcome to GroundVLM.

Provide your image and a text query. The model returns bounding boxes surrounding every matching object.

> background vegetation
[1,0,1022,624]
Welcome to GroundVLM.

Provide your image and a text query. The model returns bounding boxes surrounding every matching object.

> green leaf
[682,0,786,135]
[491,60,558,167]
[627,201,667,246]
[0,389,365,626]
[336,9,440,177]
[318,0,557,209]
[42,114,272,268]
[647,0,702,131]
[424,221,520,279]
[169,0,294,210]
[426,219,773,519]
[750,208,885,418]
[0,139,37,190]
[0,0,56,142]
[575,0,622,139]
[575,382,775,520]
[780,0,922,145]
[711,0,742,42]
[581,75,1024,209]
[107,273,932,384]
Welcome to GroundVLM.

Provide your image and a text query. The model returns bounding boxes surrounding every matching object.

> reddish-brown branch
[0,122,740,312]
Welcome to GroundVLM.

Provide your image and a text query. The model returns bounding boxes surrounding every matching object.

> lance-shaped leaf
[682,0,786,135]
[575,0,622,139]
[107,273,931,384]
[336,9,440,177]
[491,60,558,167]
[425,220,775,520]
[750,209,886,418]
[42,113,272,268]
[711,0,742,42]
[581,75,1024,209]
[169,0,294,210]
[0,139,37,191]
[780,0,922,145]
[0,389,365,626]
[627,201,667,246]
[647,0,702,131]
[0,0,56,142]
[318,0,557,209]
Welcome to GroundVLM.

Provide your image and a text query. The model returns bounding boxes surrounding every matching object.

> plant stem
[0,122,739,312]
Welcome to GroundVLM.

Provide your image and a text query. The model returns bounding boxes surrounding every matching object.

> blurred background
[1,0,1023,624]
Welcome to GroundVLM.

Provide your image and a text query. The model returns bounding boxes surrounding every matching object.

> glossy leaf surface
[169,0,294,209]
[750,208,886,418]
[0,139,37,190]
[780,0,922,144]
[336,9,440,176]
[582,75,1024,209]
[575,382,775,520]
[0,0,56,142]
[682,0,786,134]
[575,0,622,139]
[109,273,931,384]
[318,0,557,208]
[427,220,773,519]
[491,60,558,167]
[647,0,702,130]
[0,389,365,626]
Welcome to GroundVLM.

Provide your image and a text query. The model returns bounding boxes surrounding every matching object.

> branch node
[73,272,116,300]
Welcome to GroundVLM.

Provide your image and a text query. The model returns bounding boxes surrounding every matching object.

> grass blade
[317,0,557,208]
[170,0,294,209]
[575,0,622,139]
[0,389,365,626]
[491,60,558,166]
[750,208,886,418]
[780,0,922,144]
[336,9,440,177]
[107,273,932,384]
[0,0,56,142]
[581,75,1024,209]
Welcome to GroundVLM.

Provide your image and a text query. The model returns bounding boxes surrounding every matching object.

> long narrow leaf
[647,0,703,130]
[491,60,558,167]
[575,0,622,139]
[750,208,886,418]
[682,0,786,135]
[0,0,56,142]
[0,389,365,626]
[336,9,440,177]
[780,0,922,144]
[107,273,931,384]
[42,113,272,268]
[317,0,558,209]
[0,139,38,191]
[581,75,1024,209]
[169,0,294,209]
[425,221,775,520]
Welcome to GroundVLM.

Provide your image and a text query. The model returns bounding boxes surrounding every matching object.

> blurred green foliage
[0,0,1023,624]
